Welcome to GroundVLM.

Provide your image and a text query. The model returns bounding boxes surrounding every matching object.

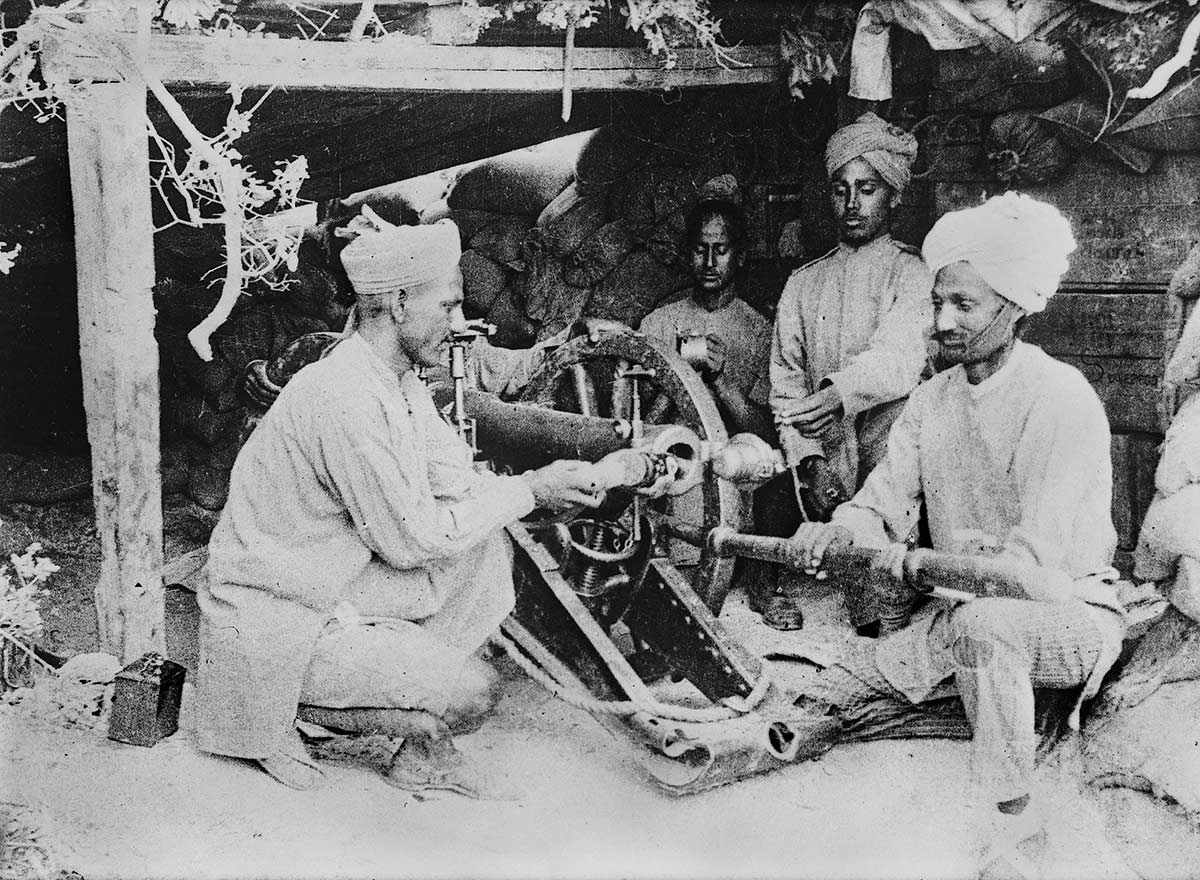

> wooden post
[66,74,164,661]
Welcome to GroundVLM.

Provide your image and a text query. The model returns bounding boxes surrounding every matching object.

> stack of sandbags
[441,125,746,345]
[154,270,336,510]
[445,145,579,346]
[1135,391,1200,623]
[449,210,539,345]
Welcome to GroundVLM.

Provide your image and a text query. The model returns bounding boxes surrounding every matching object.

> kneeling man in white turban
[792,193,1127,877]
[195,218,604,792]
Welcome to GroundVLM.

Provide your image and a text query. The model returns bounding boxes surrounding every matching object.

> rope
[491,629,774,724]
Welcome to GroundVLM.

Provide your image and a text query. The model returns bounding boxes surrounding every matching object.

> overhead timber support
[62,8,164,661]
[45,36,781,92]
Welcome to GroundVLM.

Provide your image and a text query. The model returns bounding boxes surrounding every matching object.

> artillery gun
[249,329,1065,794]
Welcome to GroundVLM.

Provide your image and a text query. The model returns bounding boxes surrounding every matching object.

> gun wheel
[519,332,748,611]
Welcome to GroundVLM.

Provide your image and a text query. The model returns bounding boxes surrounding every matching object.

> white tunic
[770,234,933,490]
[196,334,534,758]
[832,341,1124,707]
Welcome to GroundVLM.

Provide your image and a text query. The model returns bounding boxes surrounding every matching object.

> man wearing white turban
[791,193,1127,877]
[766,111,933,631]
[196,216,605,793]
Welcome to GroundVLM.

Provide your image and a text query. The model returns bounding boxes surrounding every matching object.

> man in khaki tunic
[770,111,933,630]
[195,218,602,791]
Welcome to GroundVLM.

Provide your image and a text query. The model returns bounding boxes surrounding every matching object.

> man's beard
[935,303,1021,365]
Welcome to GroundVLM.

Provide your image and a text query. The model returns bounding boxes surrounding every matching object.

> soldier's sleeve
[769,272,823,461]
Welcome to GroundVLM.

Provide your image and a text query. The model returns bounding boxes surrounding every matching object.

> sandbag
[446,209,513,244]
[154,226,227,286]
[586,247,693,327]
[574,126,646,195]
[986,110,1075,186]
[283,266,347,330]
[188,462,231,511]
[448,150,575,216]
[212,305,274,379]
[644,209,687,270]
[1155,392,1200,496]
[1134,486,1200,582]
[459,249,510,316]
[270,309,332,356]
[486,288,537,349]
[160,327,238,404]
[519,253,589,340]
[166,387,245,448]
[608,165,698,233]
[563,219,637,287]
[153,278,223,328]
[162,441,190,496]
[535,287,590,341]
[1165,245,1200,387]
[469,213,535,267]
[1083,608,1200,823]
[535,182,609,258]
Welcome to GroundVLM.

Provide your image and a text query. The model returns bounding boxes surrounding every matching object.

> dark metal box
[107,652,186,747]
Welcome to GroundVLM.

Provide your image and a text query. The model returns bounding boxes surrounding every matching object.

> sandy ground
[1,497,1196,880]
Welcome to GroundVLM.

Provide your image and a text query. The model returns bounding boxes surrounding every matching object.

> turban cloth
[922,192,1075,314]
[824,111,919,192]
[339,207,462,296]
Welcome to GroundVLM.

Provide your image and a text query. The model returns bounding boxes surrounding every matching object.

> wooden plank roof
[47,33,782,91]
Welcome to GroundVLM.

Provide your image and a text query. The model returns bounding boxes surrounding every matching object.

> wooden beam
[44,34,781,91]
[66,79,164,661]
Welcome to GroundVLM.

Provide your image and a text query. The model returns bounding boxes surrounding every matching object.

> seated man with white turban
[195,217,606,792]
[791,193,1127,878]
[767,111,933,630]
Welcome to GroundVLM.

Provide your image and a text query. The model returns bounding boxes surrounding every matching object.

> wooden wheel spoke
[570,362,598,417]
[610,358,632,421]
[644,389,673,424]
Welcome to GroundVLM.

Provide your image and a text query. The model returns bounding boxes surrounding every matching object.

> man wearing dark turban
[767,112,933,632]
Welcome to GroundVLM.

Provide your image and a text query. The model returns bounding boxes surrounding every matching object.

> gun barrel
[707,528,1060,603]
[430,385,635,462]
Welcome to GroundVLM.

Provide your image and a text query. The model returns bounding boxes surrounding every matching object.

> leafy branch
[1,1,311,360]
[459,0,736,69]
[0,539,60,688]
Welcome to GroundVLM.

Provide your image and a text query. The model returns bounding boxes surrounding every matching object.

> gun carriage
[253,328,1064,794]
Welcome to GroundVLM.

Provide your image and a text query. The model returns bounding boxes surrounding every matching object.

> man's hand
[572,317,633,344]
[521,460,606,512]
[778,386,843,437]
[790,522,854,577]
[696,333,726,376]
[244,359,282,410]
[801,456,850,521]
